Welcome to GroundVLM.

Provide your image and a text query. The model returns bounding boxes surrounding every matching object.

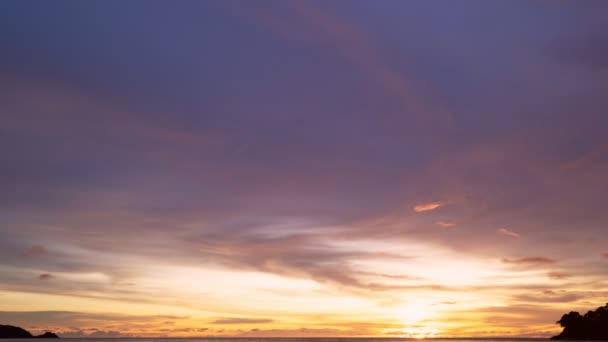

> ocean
[0,339,554,342]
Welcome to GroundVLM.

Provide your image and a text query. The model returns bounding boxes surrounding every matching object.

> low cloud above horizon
[1,0,608,338]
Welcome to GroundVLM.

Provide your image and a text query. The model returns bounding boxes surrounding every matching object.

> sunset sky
[1,0,608,338]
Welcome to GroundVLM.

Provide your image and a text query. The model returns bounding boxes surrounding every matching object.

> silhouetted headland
[552,303,608,340]
[0,325,59,339]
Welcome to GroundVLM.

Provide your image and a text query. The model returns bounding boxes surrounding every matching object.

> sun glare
[396,301,436,324]
[401,326,440,339]
[392,301,442,338]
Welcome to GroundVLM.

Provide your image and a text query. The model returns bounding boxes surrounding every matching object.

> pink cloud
[19,245,48,258]
[414,202,441,212]
[498,228,520,238]
[437,221,456,228]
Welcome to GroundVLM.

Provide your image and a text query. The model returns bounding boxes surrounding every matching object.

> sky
[1,0,608,338]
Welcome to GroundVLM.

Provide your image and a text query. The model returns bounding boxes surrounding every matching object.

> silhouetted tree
[558,311,582,327]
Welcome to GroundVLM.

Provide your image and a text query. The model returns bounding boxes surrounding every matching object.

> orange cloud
[414,202,442,212]
[212,318,274,324]
[498,228,520,238]
[547,272,571,279]
[502,257,556,264]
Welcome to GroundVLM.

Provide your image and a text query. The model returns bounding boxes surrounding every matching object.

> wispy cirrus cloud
[514,292,584,303]
[436,221,456,228]
[413,202,442,212]
[232,0,452,128]
[502,257,556,265]
[547,271,571,279]
[19,245,49,259]
[497,228,520,238]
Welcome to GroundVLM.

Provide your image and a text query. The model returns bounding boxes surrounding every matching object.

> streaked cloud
[513,292,584,303]
[547,272,571,279]
[212,318,274,324]
[61,330,130,338]
[19,245,48,259]
[497,228,520,238]
[502,257,556,265]
[436,221,456,228]
[413,202,442,212]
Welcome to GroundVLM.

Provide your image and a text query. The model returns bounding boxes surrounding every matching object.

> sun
[393,301,441,338]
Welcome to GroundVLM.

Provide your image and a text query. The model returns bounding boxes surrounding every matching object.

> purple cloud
[498,228,520,238]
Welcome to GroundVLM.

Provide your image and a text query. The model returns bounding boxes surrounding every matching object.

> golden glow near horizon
[1,232,598,337]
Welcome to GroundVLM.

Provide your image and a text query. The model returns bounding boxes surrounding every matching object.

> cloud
[190,232,425,292]
[158,328,209,333]
[463,304,567,326]
[513,291,584,303]
[0,311,185,329]
[413,202,442,212]
[497,228,520,238]
[212,318,274,324]
[436,221,456,228]
[60,330,130,338]
[234,327,365,337]
[19,245,49,258]
[234,0,452,128]
[355,271,422,281]
[502,257,556,265]
[547,272,571,279]
[38,273,55,280]
[1,2,608,338]
[437,301,457,305]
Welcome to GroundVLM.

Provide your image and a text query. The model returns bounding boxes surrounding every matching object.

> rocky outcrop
[552,303,608,340]
[0,325,59,339]
[0,325,32,338]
